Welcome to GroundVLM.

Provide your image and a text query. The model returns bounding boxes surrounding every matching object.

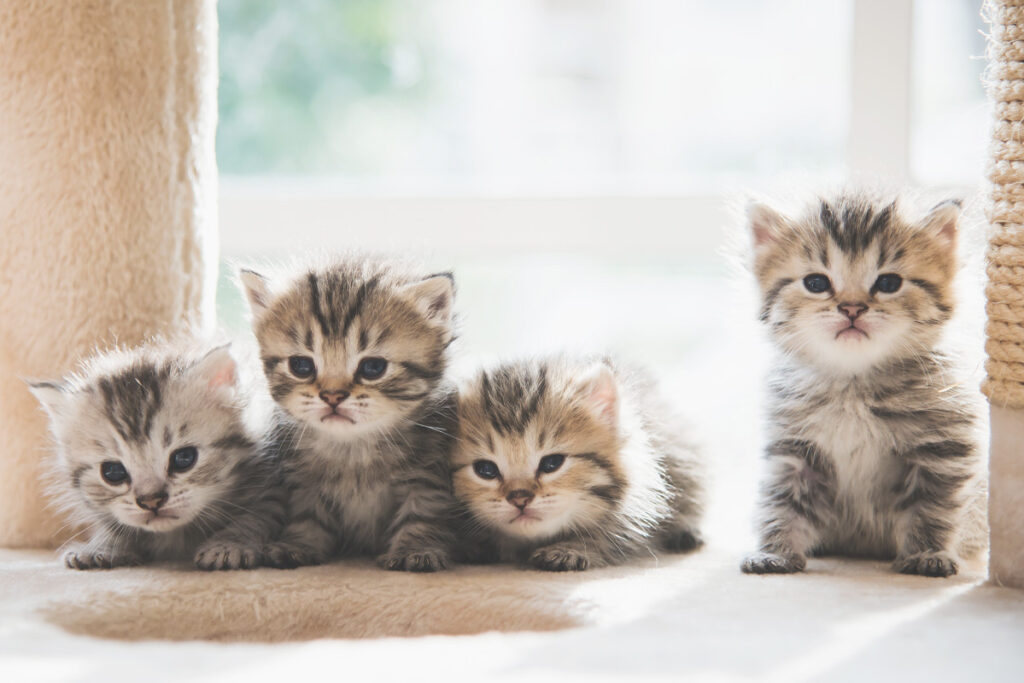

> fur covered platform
[2,545,1022,681]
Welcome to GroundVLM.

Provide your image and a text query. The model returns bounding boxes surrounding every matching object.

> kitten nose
[506,489,535,510]
[136,491,168,512]
[838,303,868,320]
[319,389,350,407]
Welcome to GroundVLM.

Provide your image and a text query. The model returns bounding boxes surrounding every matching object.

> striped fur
[742,191,986,577]
[29,344,287,570]
[241,257,459,571]
[452,357,705,571]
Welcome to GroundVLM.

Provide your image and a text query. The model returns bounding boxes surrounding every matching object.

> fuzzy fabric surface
[1,545,1023,681]
[0,0,218,547]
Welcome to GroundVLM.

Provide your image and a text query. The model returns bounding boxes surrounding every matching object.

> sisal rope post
[985,0,1024,588]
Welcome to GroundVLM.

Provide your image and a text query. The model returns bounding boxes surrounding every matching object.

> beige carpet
[2,544,1023,682]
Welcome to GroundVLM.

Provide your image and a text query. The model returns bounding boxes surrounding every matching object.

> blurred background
[216,0,988,547]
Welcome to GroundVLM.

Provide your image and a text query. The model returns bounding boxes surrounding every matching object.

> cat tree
[0,0,217,547]
[985,0,1024,589]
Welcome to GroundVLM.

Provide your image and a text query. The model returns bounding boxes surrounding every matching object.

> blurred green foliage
[218,0,436,175]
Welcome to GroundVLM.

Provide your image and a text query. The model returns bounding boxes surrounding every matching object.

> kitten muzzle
[320,409,356,424]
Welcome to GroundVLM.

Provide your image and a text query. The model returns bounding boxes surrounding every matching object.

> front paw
[662,528,704,553]
[194,540,261,571]
[64,548,142,570]
[894,551,959,578]
[263,542,325,569]
[529,544,590,572]
[378,548,451,573]
[741,551,806,574]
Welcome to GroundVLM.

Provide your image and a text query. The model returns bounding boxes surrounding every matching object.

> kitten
[239,257,459,571]
[451,356,705,571]
[29,343,287,570]
[741,191,986,577]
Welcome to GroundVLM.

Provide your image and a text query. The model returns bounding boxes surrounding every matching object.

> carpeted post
[0,1,218,547]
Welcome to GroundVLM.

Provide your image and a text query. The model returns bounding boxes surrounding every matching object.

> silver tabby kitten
[30,344,287,570]
[741,191,986,578]
[240,257,459,571]
[452,356,705,571]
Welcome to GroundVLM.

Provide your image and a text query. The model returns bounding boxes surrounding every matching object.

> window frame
[219,0,918,257]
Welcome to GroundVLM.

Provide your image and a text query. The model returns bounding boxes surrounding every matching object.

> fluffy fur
[28,343,286,570]
[240,256,459,572]
[742,190,986,577]
[451,356,705,571]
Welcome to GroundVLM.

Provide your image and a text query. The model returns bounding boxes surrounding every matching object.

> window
[218,0,851,190]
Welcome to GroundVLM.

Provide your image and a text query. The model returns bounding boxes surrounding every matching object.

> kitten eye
[874,273,903,294]
[100,461,129,485]
[357,357,388,380]
[169,446,198,473]
[803,274,832,294]
[472,459,500,480]
[288,356,316,379]
[538,453,566,474]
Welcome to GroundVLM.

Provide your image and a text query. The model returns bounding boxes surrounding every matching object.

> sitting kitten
[30,344,287,570]
[451,357,705,571]
[741,191,986,577]
[239,257,459,571]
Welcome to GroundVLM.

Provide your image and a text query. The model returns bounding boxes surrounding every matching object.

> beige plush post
[985,0,1024,589]
[0,1,217,547]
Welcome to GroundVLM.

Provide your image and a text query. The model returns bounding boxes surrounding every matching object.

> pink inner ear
[752,222,775,247]
[208,363,236,391]
[938,219,957,245]
[587,375,618,424]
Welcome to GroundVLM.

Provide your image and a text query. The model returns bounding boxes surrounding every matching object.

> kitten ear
[747,202,788,250]
[399,273,455,328]
[191,345,238,394]
[26,379,72,420]
[575,363,618,427]
[239,269,272,319]
[921,199,960,250]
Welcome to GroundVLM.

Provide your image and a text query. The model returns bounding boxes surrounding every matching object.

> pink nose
[319,390,349,407]
[136,491,168,512]
[838,303,868,320]
[506,490,535,510]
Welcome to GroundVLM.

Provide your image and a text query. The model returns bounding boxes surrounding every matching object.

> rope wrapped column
[985,0,1024,588]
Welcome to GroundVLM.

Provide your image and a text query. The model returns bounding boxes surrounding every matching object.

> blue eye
[100,461,129,484]
[357,357,388,380]
[874,273,903,294]
[473,460,500,480]
[538,454,566,474]
[288,356,316,379]
[803,274,832,294]
[169,446,197,473]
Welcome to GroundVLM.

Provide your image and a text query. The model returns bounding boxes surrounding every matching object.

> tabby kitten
[240,257,459,571]
[30,344,287,570]
[742,191,986,578]
[451,356,705,571]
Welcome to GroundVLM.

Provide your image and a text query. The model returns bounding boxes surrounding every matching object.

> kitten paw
[262,542,324,569]
[894,551,959,578]
[741,551,806,574]
[662,528,705,553]
[377,549,451,573]
[194,541,261,571]
[529,545,590,572]
[64,549,142,570]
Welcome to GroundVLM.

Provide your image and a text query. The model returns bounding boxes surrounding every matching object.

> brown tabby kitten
[241,257,459,571]
[742,191,986,577]
[30,344,287,570]
[452,356,705,571]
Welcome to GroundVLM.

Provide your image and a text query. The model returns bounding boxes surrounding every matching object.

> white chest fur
[799,393,901,500]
